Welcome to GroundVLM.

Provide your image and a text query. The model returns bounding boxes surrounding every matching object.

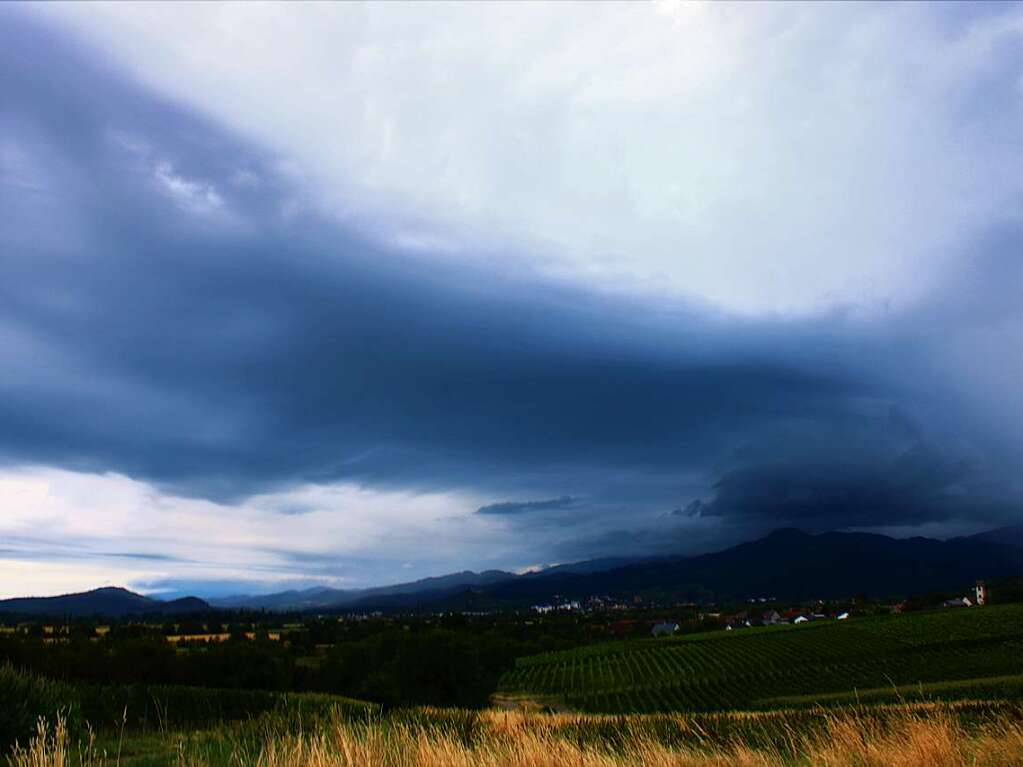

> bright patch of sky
[0,467,501,598]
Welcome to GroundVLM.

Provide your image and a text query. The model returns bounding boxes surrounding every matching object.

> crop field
[499,604,1023,713]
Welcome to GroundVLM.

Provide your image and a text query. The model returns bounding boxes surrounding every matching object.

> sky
[2,2,1023,598]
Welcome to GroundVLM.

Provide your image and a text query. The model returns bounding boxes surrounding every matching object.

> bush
[0,664,81,751]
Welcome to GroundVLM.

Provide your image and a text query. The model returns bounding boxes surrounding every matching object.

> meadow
[499,604,1023,712]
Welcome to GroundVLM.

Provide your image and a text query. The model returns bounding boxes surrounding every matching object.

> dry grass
[10,704,1023,767]
[8,718,97,767]
[177,706,1023,767]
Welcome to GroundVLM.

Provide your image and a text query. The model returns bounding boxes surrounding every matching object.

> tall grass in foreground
[8,718,95,767]
[11,703,1023,766]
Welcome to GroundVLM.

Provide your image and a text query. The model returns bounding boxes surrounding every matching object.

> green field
[0,663,377,755]
[499,604,1023,713]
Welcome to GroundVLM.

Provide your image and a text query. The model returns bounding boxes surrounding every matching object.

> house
[792,615,809,624]
[836,612,849,620]
[651,621,679,637]
[943,597,973,608]
[975,581,987,606]
[761,610,783,626]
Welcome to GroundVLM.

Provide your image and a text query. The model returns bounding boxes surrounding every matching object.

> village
[530,580,991,638]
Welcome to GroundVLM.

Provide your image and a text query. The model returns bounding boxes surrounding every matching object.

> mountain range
[3,526,1021,617]
[214,525,1023,612]
[304,527,1022,612]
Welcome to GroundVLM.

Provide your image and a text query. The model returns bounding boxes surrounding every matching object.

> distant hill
[211,586,351,611]
[962,525,1023,550]
[0,587,209,617]
[348,528,1023,611]
[212,557,663,612]
[526,556,653,577]
[210,569,518,611]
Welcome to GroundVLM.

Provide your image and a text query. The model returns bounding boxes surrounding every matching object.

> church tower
[974,580,987,606]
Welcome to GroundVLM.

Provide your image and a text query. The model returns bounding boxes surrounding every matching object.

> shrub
[0,664,81,752]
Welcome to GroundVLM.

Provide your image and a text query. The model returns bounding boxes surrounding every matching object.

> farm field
[499,604,1023,713]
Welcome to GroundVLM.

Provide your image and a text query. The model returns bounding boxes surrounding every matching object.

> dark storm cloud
[698,442,1016,530]
[0,15,862,496]
[2,10,1022,558]
[476,497,579,516]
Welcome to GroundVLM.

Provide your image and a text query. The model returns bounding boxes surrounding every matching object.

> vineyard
[499,604,1023,713]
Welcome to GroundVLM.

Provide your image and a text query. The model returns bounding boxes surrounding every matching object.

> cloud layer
[1,5,1023,595]
[31,2,1023,315]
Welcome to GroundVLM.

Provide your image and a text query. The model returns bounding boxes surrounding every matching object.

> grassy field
[10,701,1023,766]
[499,604,1023,713]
